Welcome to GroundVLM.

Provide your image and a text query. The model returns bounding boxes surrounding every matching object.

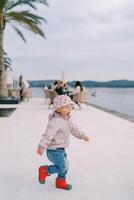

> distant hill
[29,79,134,88]
[29,80,56,87]
[81,80,134,88]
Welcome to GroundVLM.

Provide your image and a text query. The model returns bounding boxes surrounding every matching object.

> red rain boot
[55,177,72,190]
[38,165,49,184]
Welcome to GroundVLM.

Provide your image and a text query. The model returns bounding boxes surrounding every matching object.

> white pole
[61,69,67,83]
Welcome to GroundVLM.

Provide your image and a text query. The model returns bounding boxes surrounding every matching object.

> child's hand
[37,147,45,156]
[82,135,90,142]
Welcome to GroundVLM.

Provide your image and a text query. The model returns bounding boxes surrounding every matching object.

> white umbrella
[61,69,67,83]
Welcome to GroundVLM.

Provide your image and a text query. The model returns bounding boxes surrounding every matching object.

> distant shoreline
[89,103,134,123]
[29,79,134,88]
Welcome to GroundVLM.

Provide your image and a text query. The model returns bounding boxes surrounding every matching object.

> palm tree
[0,0,48,98]
[4,51,12,71]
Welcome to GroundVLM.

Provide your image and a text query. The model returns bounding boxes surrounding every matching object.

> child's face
[56,104,73,116]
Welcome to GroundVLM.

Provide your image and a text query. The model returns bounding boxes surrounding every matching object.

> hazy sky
[4,0,134,81]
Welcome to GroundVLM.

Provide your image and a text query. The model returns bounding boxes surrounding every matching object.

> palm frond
[35,0,49,6]
[10,24,27,43]
[7,10,46,25]
[5,0,37,12]
[5,0,49,12]
[16,11,47,23]
[4,60,11,66]
[7,11,46,38]
[0,0,8,12]
[25,23,45,38]
[4,63,12,71]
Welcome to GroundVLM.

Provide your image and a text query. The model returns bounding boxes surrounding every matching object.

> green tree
[0,0,48,98]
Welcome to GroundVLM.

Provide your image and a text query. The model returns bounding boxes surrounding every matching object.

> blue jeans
[46,148,69,179]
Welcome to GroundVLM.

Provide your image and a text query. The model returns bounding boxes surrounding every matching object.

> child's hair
[47,84,52,89]
[54,81,58,86]
[75,81,83,91]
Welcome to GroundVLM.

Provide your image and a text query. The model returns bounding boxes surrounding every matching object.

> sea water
[30,87,134,118]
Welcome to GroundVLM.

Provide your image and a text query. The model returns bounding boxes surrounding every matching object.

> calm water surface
[30,87,134,118]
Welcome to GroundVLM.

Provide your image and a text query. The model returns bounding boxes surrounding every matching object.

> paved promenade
[0,98,134,200]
